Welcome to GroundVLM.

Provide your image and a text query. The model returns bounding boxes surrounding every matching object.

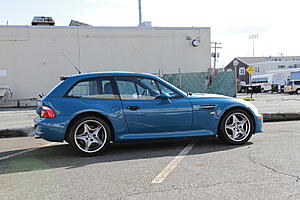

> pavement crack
[248,150,300,183]
[117,181,250,200]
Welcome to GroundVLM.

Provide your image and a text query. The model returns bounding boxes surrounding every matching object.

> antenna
[61,52,81,74]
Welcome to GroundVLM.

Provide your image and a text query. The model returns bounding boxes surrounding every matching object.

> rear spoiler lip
[60,76,70,81]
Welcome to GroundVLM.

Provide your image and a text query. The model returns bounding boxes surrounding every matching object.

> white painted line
[0,142,60,161]
[151,143,195,184]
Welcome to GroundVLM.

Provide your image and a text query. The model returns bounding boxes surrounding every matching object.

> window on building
[239,67,245,75]
[255,67,260,73]
[278,65,285,69]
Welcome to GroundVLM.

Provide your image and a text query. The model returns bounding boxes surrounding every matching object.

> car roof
[67,71,157,80]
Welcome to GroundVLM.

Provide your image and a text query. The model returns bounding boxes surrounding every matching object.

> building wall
[0,26,211,99]
[252,60,300,76]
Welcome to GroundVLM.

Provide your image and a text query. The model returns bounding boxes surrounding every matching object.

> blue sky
[1,0,300,67]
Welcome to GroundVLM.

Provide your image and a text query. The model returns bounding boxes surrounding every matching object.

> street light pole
[249,34,258,57]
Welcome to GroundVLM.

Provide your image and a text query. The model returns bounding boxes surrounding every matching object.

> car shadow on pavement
[0,136,253,175]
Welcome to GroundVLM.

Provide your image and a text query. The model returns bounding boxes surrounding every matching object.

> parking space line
[0,142,59,161]
[151,142,195,184]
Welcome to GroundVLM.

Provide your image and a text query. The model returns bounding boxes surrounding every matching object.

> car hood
[187,93,233,99]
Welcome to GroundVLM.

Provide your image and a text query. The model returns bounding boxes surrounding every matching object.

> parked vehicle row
[284,80,300,94]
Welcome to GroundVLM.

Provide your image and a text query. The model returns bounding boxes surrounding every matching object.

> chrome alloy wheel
[74,120,107,153]
[224,113,251,142]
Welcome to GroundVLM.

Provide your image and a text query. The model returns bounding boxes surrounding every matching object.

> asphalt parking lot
[0,121,299,200]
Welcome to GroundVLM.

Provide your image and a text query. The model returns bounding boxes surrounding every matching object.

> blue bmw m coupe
[34,72,263,156]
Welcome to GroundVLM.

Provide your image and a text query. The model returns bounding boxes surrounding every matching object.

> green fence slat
[162,71,236,97]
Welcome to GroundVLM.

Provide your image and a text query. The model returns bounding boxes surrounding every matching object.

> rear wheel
[218,109,254,145]
[296,89,300,94]
[68,116,111,156]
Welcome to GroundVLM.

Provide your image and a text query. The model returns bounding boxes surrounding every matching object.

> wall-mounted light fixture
[191,39,200,47]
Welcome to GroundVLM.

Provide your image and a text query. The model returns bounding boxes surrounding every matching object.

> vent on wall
[69,20,91,26]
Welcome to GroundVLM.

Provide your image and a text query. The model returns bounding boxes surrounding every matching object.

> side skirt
[118,130,216,141]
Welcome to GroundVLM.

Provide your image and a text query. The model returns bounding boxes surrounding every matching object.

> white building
[251,56,300,76]
[225,56,300,85]
[0,25,211,99]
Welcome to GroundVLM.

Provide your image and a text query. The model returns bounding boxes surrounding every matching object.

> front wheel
[296,89,300,95]
[68,116,111,156]
[218,109,254,145]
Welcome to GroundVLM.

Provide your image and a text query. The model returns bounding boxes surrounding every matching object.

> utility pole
[211,42,222,74]
[138,0,142,26]
[249,34,258,57]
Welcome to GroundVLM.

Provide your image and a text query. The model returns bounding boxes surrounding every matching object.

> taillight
[41,106,56,118]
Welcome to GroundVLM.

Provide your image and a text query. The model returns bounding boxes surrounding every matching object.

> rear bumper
[33,116,70,142]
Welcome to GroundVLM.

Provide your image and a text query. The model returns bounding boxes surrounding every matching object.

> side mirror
[155,92,170,100]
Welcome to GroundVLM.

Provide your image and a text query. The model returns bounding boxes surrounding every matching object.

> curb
[263,113,300,122]
[0,127,33,138]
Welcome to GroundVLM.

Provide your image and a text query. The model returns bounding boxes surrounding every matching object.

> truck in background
[251,73,286,92]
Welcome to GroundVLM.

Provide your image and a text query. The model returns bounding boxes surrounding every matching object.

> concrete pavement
[238,93,300,122]
[238,92,300,114]
[0,121,299,200]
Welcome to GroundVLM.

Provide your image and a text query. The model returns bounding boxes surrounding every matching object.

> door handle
[127,106,140,110]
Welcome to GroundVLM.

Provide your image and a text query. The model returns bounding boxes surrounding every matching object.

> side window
[67,78,119,99]
[294,81,300,85]
[116,77,160,100]
[156,82,180,98]
[116,80,138,99]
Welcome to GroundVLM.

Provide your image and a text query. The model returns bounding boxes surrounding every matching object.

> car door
[115,76,193,134]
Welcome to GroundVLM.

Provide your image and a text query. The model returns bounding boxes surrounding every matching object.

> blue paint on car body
[34,72,263,143]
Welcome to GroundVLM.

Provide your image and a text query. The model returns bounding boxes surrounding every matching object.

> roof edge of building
[0,25,210,30]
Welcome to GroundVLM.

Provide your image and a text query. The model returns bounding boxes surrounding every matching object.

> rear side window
[294,81,300,85]
[67,78,119,99]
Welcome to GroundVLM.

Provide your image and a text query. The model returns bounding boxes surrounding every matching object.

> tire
[68,116,111,156]
[218,109,254,145]
[296,89,300,95]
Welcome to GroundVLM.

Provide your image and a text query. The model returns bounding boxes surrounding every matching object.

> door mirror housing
[155,92,170,100]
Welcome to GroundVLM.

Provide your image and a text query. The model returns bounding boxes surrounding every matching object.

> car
[284,80,300,94]
[34,72,263,156]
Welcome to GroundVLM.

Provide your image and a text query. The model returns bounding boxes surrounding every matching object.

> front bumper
[33,116,70,142]
[254,114,264,133]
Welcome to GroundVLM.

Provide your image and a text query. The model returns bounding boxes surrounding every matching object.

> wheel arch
[217,106,256,134]
[64,111,115,142]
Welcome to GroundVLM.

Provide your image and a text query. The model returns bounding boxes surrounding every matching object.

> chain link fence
[162,71,236,97]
